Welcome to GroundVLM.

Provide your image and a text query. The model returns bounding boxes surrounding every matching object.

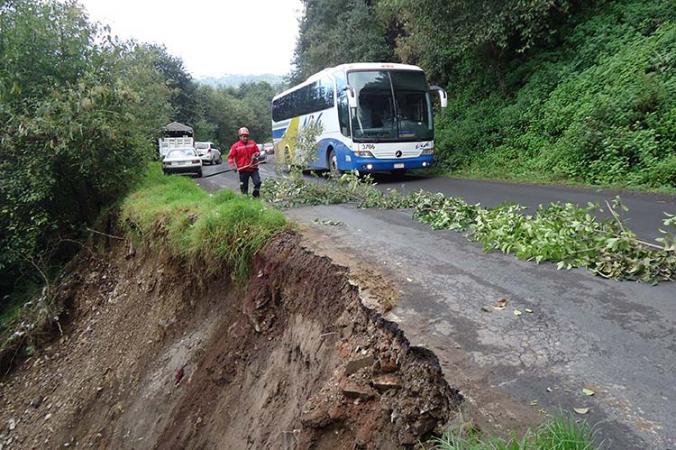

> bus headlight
[421,147,434,155]
[355,150,375,158]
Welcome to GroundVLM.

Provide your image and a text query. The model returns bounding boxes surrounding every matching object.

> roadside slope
[198,163,676,447]
[0,232,459,449]
[284,204,676,449]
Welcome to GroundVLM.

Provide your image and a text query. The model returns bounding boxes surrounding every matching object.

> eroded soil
[0,231,460,449]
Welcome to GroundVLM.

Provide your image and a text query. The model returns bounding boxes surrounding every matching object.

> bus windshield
[347,70,433,142]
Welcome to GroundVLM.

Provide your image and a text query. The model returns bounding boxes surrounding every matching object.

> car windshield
[167,149,195,158]
[347,70,433,142]
[195,143,209,149]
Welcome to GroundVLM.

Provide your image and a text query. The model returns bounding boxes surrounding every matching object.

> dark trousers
[239,169,261,197]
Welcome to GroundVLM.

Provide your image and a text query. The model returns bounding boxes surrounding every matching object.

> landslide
[0,231,461,449]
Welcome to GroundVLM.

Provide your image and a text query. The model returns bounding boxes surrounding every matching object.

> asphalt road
[201,160,675,241]
[368,174,675,243]
[196,162,676,449]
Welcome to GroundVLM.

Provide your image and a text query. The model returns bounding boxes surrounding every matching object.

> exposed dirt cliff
[0,231,461,449]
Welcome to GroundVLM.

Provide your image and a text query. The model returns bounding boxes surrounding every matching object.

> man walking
[228,127,262,197]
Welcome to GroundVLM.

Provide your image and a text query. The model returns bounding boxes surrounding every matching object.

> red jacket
[228,140,260,173]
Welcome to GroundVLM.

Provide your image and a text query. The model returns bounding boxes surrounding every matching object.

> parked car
[263,142,274,155]
[194,141,222,165]
[162,148,203,177]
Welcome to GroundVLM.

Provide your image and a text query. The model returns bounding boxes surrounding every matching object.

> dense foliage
[0,0,174,301]
[0,0,278,309]
[142,46,278,147]
[291,0,676,190]
[435,1,676,188]
[290,0,393,83]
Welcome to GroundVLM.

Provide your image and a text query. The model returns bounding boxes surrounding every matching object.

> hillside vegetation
[0,0,171,305]
[0,0,278,316]
[121,165,287,282]
[292,0,675,190]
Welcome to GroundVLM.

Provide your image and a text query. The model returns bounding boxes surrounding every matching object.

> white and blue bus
[271,63,447,174]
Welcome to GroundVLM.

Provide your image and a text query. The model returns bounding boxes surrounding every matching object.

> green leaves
[262,175,675,283]
[0,0,175,298]
[414,195,675,282]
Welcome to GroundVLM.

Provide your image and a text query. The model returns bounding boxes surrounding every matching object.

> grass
[431,416,598,450]
[120,163,288,282]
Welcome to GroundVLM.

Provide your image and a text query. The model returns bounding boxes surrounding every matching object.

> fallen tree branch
[605,201,664,251]
[605,200,626,234]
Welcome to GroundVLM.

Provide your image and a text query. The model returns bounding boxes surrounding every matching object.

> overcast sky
[79,0,303,78]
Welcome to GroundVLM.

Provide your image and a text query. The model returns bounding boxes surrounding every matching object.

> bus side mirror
[346,87,358,109]
[430,86,448,108]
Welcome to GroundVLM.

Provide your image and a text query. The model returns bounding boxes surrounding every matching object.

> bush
[0,0,172,302]
[434,0,676,190]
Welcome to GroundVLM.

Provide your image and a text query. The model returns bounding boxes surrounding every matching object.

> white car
[162,148,203,177]
[195,141,222,165]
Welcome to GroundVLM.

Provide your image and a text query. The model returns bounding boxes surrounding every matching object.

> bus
[271,63,447,175]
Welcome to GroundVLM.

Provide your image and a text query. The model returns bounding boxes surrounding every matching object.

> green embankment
[1,164,286,366]
[437,0,675,190]
[121,165,287,282]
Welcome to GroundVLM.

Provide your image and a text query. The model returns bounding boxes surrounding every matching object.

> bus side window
[338,91,350,137]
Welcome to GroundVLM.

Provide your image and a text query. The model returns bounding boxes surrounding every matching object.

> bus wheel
[328,149,341,177]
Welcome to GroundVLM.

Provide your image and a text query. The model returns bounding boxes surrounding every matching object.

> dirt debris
[0,231,461,449]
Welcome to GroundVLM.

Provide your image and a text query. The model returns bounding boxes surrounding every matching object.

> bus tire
[328,149,341,177]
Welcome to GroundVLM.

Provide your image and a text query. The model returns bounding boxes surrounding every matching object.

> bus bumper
[343,155,435,173]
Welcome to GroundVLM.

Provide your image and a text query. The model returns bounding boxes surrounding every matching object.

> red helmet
[238,127,250,136]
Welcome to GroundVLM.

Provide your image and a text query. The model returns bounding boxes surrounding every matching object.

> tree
[0,0,173,300]
[146,45,197,125]
[376,0,578,84]
[290,0,393,83]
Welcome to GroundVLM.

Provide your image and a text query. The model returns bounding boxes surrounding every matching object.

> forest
[292,0,675,189]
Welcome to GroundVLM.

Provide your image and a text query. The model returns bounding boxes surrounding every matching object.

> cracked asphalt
[196,162,676,449]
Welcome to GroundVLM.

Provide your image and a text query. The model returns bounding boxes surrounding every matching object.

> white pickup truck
[158,136,194,158]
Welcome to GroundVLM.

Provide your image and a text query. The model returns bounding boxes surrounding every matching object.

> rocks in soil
[344,355,375,376]
[371,374,402,392]
[340,379,377,400]
[29,396,42,408]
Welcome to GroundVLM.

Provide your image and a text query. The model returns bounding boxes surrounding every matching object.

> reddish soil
[0,231,461,449]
